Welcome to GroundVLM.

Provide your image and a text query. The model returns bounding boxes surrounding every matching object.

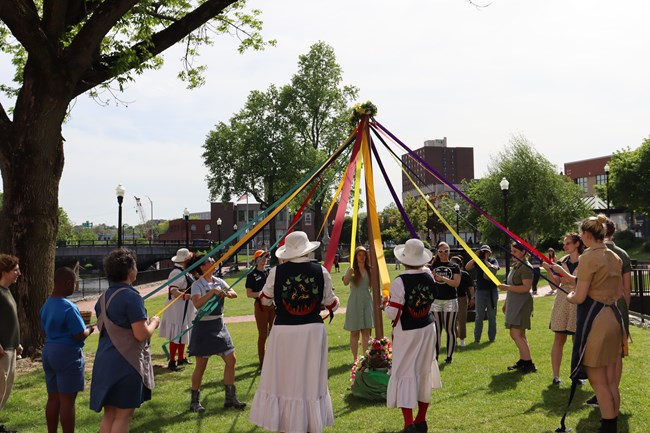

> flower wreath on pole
[350,336,392,400]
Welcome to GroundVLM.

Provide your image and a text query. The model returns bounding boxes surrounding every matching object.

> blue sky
[1,0,649,227]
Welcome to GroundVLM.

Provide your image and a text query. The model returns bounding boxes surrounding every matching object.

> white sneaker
[459,339,465,347]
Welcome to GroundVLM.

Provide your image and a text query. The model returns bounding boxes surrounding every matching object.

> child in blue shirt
[40,267,93,433]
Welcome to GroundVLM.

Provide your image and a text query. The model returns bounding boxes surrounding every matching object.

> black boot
[598,417,617,433]
[190,389,205,413]
[168,360,182,371]
[224,384,246,410]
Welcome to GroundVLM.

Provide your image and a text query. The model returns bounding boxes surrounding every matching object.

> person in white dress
[249,231,340,433]
[385,239,442,433]
[157,248,196,371]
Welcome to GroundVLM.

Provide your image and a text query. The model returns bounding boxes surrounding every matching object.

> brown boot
[224,384,246,410]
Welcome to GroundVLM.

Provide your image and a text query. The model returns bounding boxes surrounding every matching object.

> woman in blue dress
[343,246,374,362]
[89,249,160,432]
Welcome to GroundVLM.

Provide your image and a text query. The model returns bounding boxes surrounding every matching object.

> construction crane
[134,196,151,241]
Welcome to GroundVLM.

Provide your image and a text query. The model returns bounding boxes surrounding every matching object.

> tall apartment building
[401,137,475,200]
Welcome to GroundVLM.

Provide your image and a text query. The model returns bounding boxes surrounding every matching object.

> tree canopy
[465,135,591,248]
[0,0,273,353]
[202,42,357,246]
[607,136,650,217]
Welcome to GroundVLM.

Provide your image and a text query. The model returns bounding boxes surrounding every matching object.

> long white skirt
[249,323,334,433]
[157,297,196,344]
[387,321,442,408]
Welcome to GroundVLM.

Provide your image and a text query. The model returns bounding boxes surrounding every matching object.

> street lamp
[183,208,190,248]
[116,184,125,247]
[604,163,610,217]
[500,177,510,276]
[217,218,223,277]
[454,203,460,247]
[233,224,238,268]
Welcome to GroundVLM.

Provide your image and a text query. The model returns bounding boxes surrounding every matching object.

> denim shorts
[432,298,458,313]
[42,343,85,394]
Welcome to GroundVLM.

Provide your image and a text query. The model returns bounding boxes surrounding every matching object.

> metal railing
[70,268,172,301]
[631,263,649,322]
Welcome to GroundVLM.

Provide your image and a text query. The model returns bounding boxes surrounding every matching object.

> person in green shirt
[0,254,22,424]
[498,243,536,374]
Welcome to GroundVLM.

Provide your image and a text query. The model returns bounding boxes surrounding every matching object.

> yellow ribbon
[392,149,501,286]
[361,128,391,296]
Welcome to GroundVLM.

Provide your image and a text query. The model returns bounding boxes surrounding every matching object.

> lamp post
[233,224,238,268]
[116,184,125,247]
[500,177,510,276]
[217,218,223,277]
[454,203,460,247]
[183,208,190,248]
[604,163,610,217]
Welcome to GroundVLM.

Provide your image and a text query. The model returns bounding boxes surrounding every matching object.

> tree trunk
[0,68,69,356]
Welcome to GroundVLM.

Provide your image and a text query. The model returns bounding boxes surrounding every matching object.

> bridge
[55,240,218,271]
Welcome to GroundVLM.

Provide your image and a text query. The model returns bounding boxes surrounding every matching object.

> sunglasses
[437,250,450,254]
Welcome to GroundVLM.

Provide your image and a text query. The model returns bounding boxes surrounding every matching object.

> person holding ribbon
[466,244,500,343]
[246,249,273,367]
[249,231,339,433]
[385,239,441,433]
[89,248,160,432]
[543,233,583,386]
[499,242,536,374]
[549,215,624,433]
[428,242,460,364]
[342,245,374,363]
[158,248,195,371]
[187,253,245,413]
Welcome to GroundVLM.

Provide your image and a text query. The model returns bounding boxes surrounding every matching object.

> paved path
[75,280,555,324]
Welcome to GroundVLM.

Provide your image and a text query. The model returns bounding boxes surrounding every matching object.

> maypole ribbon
[390,144,501,286]
[369,136,417,238]
[349,151,363,266]
[361,123,391,296]
[371,121,550,265]
[324,119,365,271]
[317,152,351,240]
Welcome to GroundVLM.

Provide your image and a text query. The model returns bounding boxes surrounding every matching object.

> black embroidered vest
[273,261,324,326]
[398,273,436,331]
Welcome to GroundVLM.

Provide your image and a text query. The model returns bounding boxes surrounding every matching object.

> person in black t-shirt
[245,250,272,367]
[429,242,460,364]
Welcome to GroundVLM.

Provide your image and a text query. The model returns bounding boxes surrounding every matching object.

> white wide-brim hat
[276,231,320,260]
[172,248,192,263]
[394,239,433,267]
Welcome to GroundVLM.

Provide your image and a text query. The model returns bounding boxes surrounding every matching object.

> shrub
[642,240,650,253]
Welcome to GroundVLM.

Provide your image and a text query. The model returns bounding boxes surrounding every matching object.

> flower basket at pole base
[350,337,392,401]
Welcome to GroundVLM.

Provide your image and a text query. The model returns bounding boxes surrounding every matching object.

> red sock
[401,407,414,428]
[415,401,429,423]
[169,342,178,361]
[178,344,186,361]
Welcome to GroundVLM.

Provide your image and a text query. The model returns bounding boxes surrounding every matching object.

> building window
[595,174,607,185]
[576,177,588,193]
[238,210,245,221]
[305,213,312,225]
[249,210,256,221]
[205,224,211,232]
[191,224,197,232]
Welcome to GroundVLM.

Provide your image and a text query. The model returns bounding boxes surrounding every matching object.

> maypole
[351,101,389,339]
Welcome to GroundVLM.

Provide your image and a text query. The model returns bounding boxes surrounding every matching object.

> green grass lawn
[4,267,649,432]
